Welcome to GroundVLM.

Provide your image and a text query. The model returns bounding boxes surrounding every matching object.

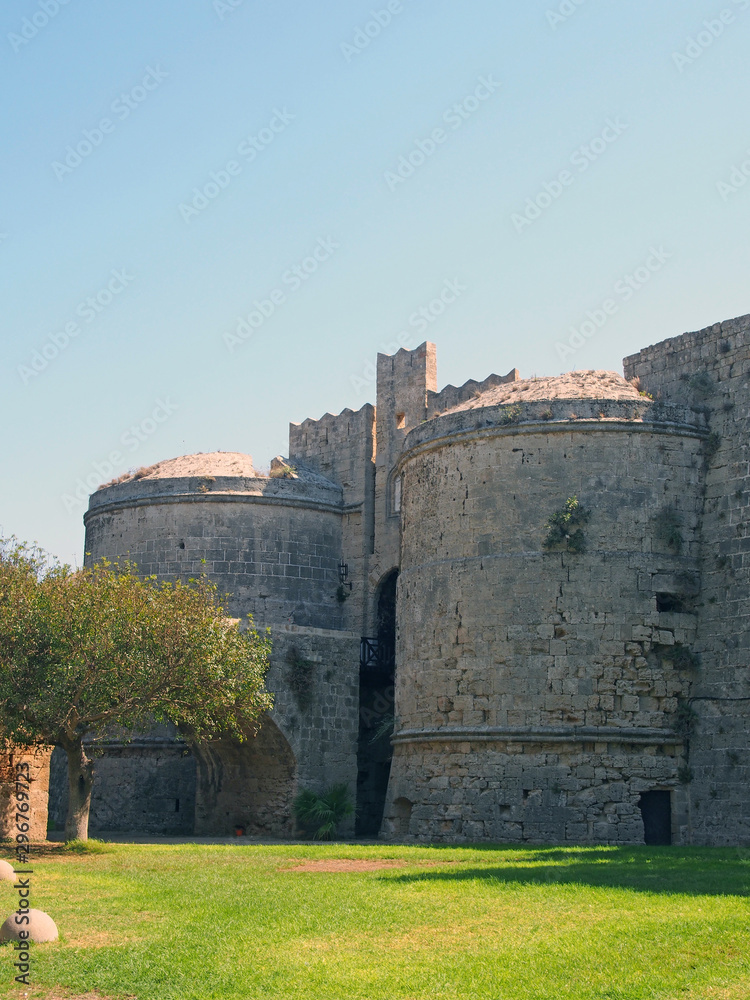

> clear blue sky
[2,0,748,565]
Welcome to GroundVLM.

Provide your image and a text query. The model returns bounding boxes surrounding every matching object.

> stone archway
[193,714,296,837]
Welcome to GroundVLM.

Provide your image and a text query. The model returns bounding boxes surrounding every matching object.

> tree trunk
[64,739,94,841]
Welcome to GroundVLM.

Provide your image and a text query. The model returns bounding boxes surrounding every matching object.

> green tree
[0,539,272,841]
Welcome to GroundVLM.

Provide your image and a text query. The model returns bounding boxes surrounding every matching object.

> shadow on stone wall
[193,714,296,837]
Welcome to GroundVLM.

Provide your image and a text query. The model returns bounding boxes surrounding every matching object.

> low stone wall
[0,746,51,842]
[383,735,684,844]
[48,741,196,836]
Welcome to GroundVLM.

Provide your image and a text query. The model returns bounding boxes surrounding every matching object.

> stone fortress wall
[624,314,750,845]
[382,392,707,843]
[50,456,361,837]
[47,311,750,845]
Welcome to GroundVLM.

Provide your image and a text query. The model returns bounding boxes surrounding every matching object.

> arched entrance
[356,569,397,836]
[193,714,296,837]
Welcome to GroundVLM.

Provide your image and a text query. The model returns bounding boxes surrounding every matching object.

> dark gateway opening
[356,570,397,837]
[639,790,672,845]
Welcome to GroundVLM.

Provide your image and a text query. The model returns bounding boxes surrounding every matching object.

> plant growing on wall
[653,506,684,553]
[671,699,698,741]
[687,371,714,399]
[293,783,354,840]
[285,647,316,710]
[369,713,395,746]
[677,764,694,784]
[498,404,522,425]
[704,432,721,462]
[542,496,591,554]
[668,645,701,674]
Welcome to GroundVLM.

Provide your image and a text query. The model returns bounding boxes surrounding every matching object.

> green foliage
[269,462,297,479]
[677,764,694,785]
[687,371,714,399]
[0,540,273,745]
[0,537,273,839]
[285,648,316,710]
[671,700,698,740]
[498,404,522,425]
[704,432,721,461]
[667,645,701,674]
[542,496,591,554]
[62,838,109,853]
[293,783,354,840]
[369,713,395,745]
[653,506,684,553]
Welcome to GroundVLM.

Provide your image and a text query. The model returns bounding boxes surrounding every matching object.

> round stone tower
[83,451,344,628]
[382,372,708,844]
[48,451,361,839]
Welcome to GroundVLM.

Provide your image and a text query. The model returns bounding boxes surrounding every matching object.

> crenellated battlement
[426,368,520,418]
[291,405,369,435]
[288,404,375,495]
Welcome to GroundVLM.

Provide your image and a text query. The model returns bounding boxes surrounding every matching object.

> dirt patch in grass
[282,859,410,872]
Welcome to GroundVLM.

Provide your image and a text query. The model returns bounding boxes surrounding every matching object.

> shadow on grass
[384,845,750,898]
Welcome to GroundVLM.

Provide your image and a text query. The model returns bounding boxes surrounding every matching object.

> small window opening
[395,412,406,429]
[656,593,687,613]
[393,475,402,513]
[175,798,180,813]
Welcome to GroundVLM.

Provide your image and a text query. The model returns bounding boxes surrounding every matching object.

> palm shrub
[293,784,354,840]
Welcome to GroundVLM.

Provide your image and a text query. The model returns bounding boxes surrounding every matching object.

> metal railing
[360,637,395,674]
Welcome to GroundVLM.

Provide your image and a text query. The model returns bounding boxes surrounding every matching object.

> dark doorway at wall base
[356,570,397,837]
[639,790,672,845]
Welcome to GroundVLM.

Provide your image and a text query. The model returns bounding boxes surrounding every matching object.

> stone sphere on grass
[0,861,15,882]
[0,909,58,943]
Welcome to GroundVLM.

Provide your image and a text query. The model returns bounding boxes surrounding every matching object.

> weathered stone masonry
[46,313,749,845]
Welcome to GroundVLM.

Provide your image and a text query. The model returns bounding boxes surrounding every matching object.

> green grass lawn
[1,841,750,1000]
